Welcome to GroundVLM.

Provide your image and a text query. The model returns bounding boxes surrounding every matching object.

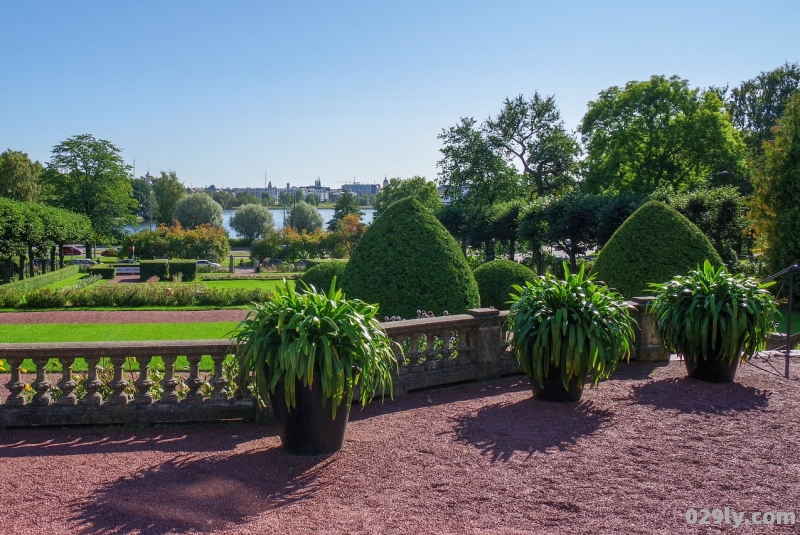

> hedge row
[89,266,116,280]
[138,259,198,282]
[0,265,79,293]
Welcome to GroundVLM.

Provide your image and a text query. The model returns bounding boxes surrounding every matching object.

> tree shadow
[449,397,612,462]
[69,447,334,534]
[630,377,770,414]
[606,360,671,381]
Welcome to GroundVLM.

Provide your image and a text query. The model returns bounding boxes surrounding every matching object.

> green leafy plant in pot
[508,263,635,402]
[234,279,397,455]
[648,260,777,383]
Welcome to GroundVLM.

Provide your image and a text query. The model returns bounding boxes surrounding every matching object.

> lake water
[130,208,376,237]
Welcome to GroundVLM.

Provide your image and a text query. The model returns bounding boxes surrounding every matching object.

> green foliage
[305,258,345,269]
[120,223,230,263]
[168,259,197,282]
[151,170,185,225]
[288,201,323,233]
[507,264,635,390]
[327,191,363,230]
[89,265,116,279]
[649,260,777,363]
[373,176,442,218]
[234,281,397,418]
[581,75,748,194]
[591,201,723,298]
[0,265,79,293]
[300,260,348,292]
[473,260,536,310]
[341,197,480,318]
[139,260,169,282]
[0,149,43,202]
[173,193,223,229]
[230,203,274,243]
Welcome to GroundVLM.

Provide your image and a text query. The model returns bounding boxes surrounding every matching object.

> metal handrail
[761,264,799,378]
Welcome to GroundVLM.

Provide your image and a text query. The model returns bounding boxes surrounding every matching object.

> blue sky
[2,1,798,189]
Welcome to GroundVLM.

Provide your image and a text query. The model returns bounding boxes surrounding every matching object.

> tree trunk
[484,241,495,262]
[509,239,516,262]
[3,258,11,284]
[86,243,93,259]
[58,244,65,269]
[28,246,35,278]
[18,255,25,281]
[50,246,56,272]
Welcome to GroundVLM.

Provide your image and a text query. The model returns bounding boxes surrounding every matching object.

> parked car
[116,259,138,264]
[100,248,119,257]
[196,259,221,268]
[62,246,83,255]
[71,259,97,266]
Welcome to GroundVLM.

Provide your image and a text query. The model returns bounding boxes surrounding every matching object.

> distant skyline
[2,1,799,189]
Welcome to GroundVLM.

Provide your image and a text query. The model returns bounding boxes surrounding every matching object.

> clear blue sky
[2,1,798,190]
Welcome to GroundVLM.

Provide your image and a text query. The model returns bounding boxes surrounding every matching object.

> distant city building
[343,183,380,196]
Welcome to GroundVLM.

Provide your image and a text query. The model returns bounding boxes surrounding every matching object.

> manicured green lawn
[776,307,800,335]
[202,279,294,291]
[46,272,92,289]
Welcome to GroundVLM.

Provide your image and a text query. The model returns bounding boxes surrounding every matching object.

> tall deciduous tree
[327,190,363,230]
[173,193,223,229]
[151,170,185,225]
[230,203,275,243]
[288,201,323,233]
[0,149,43,202]
[46,134,137,256]
[580,75,748,194]
[373,176,441,218]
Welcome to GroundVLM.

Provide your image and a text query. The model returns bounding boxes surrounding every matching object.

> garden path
[0,309,249,325]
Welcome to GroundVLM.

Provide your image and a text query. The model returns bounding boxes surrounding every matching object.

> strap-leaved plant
[648,260,777,364]
[234,279,397,418]
[508,263,635,390]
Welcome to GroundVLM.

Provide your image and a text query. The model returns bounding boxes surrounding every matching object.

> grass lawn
[202,279,294,291]
[46,272,93,289]
[0,321,239,373]
[775,307,800,335]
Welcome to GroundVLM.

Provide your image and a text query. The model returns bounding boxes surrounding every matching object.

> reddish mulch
[1,356,799,534]
[0,309,248,325]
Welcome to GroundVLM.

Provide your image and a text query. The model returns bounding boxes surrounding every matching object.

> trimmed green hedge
[305,258,348,269]
[300,260,348,293]
[0,265,79,293]
[139,260,169,282]
[89,265,116,280]
[169,259,198,282]
[473,260,537,310]
[591,201,723,298]
[341,197,480,318]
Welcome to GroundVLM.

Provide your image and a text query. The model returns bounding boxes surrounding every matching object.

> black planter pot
[530,365,585,402]
[684,353,740,383]
[269,371,350,455]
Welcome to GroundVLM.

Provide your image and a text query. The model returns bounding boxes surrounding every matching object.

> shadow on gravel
[0,423,274,457]
[70,448,334,534]
[450,398,612,462]
[607,361,671,381]
[630,377,770,414]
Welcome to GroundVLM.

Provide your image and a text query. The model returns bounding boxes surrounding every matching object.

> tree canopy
[288,201,323,233]
[327,190,363,230]
[151,170,185,225]
[0,149,43,202]
[173,193,223,229]
[230,203,274,243]
[373,176,441,217]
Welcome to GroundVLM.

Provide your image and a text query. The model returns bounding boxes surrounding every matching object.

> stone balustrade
[0,301,664,428]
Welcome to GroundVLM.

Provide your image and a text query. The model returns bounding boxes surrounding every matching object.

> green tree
[327,190,363,230]
[211,189,234,209]
[45,134,137,256]
[484,93,580,198]
[152,170,185,225]
[580,75,748,194]
[173,193,223,229]
[0,149,43,202]
[288,201,323,233]
[234,190,260,207]
[230,203,275,244]
[130,176,156,221]
[751,93,800,275]
[374,176,441,218]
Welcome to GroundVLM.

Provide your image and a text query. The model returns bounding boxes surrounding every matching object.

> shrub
[341,197,480,318]
[139,260,169,282]
[89,265,116,280]
[591,201,723,298]
[305,258,347,269]
[300,260,348,292]
[0,290,23,308]
[169,259,197,282]
[23,288,70,308]
[0,265,79,293]
[473,260,536,310]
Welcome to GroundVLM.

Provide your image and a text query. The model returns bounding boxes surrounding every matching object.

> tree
[327,190,363,230]
[484,93,580,198]
[45,134,137,256]
[211,189,234,210]
[230,203,275,244]
[288,201,323,233]
[580,75,748,195]
[332,213,367,256]
[151,170,185,225]
[173,193,223,229]
[234,190,260,207]
[751,93,800,275]
[0,149,43,202]
[130,176,156,221]
[373,176,442,218]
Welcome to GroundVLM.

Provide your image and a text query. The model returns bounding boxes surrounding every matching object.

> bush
[0,265,79,293]
[139,260,169,282]
[300,260,348,293]
[473,260,536,310]
[341,197,480,318]
[0,290,23,308]
[168,259,197,282]
[591,201,723,298]
[23,288,70,308]
[89,265,116,280]
[305,258,347,269]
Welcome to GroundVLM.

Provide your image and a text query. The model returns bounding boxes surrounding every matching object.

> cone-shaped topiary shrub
[592,201,723,298]
[300,260,348,292]
[473,259,536,310]
[341,197,480,318]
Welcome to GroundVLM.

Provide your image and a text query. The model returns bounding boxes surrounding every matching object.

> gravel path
[0,309,249,324]
[1,357,799,534]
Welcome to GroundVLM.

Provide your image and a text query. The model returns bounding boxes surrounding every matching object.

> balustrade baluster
[209,353,229,402]
[455,328,471,365]
[184,354,205,403]
[83,357,103,406]
[423,333,438,370]
[108,357,129,405]
[56,357,78,405]
[392,337,407,375]
[160,354,180,403]
[441,331,456,368]
[134,356,154,405]
[4,357,26,406]
[31,357,52,406]
[409,334,424,373]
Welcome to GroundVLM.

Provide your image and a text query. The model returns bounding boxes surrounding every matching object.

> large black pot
[269,371,350,455]
[530,364,585,402]
[684,353,740,383]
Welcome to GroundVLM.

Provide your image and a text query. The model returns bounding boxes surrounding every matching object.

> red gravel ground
[1,356,799,534]
[0,309,249,325]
